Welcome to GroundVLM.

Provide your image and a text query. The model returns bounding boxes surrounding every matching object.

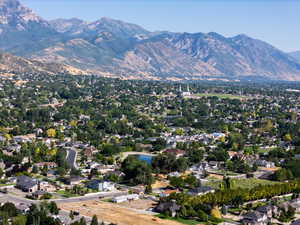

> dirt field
[58,200,183,225]
[118,199,156,210]
[152,180,169,189]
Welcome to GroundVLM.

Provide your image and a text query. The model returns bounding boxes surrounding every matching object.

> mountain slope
[0,52,88,75]
[0,0,300,81]
[159,32,300,80]
[0,0,60,54]
[290,51,300,62]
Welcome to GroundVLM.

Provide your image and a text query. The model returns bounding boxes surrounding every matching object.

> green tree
[90,215,98,225]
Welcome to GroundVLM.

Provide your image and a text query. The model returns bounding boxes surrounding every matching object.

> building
[187,186,215,196]
[16,175,38,192]
[155,200,181,217]
[163,149,186,158]
[256,204,279,218]
[86,180,115,192]
[255,160,275,168]
[66,176,84,186]
[35,162,57,169]
[291,219,300,225]
[242,211,268,225]
[179,84,191,97]
[112,194,139,203]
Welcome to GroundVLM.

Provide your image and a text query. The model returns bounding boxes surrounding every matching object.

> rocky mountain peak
[0,0,46,30]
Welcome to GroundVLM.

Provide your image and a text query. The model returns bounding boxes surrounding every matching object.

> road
[0,190,127,205]
[65,148,77,169]
[53,191,127,203]
[0,192,35,205]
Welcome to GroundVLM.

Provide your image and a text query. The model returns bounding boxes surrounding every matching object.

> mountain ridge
[0,0,300,81]
[290,51,300,62]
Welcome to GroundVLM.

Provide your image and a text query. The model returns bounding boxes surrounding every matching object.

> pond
[134,154,153,164]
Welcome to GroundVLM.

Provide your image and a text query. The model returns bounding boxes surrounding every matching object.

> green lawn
[56,190,79,198]
[206,178,281,190]
[197,93,247,100]
[157,214,200,225]
[0,183,13,187]
[157,214,224,225]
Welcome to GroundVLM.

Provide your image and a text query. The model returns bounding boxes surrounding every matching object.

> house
[6,144,21,152]
[112,194,139,203]
[35,162,57,169]
[16,203,30,213]
[291,219,300,225]
[168,172,181,177]
[163,149,185,158]
[187,186,215,196]
[256,204,279,218]
[16,175,38,192]
[208,161,220,170]
[39,181,56,192]
[86,180,115,192]
[83,147,96,158]
[255,160,275,168]
[155,200,181,217]
[242,211,268,225]
[289,198,300,213]
[66,176,84,185]
[32,190,46,199]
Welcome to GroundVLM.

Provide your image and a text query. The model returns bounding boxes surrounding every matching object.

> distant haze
[21,0,300,52]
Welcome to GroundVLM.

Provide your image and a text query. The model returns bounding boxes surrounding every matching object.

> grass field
[197,93,247,100]
[0,183,13,187]
[206,178,281,190]
[157,214,200,225]
[56,190,79,198]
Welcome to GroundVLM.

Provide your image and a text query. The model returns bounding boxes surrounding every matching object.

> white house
[112,194,139,203]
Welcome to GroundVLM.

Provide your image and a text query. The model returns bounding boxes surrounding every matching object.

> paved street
[66,148,78,169]
[53,191,127,203]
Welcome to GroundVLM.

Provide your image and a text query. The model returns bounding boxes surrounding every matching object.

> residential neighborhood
[1,74,300,225]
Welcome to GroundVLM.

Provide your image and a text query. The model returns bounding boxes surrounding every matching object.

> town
[1,74,300,225]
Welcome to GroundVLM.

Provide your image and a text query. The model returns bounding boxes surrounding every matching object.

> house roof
[164,149,185,155]
[243,211,266,221]
[291,219,300,225]
[17,175,38,189]
[188,186,214,195]
[155,201,181,213]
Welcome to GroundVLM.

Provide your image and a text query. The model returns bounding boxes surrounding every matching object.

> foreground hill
[0,52,87,76]
[0,0,300,81]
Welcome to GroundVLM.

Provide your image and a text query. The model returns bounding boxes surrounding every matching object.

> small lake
[135,154,153,164]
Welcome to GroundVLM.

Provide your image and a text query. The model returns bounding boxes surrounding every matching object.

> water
[135,154,153,164]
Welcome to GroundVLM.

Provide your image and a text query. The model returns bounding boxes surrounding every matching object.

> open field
[58,200,184,225]
[197,93,247,100]
[119,199,156,210]
[206,178,281,190]
[157,214,200,225]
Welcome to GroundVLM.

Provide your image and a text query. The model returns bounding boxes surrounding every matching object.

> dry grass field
[58,200,183,225]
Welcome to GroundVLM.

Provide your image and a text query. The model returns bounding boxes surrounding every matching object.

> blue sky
[21,0,300,52]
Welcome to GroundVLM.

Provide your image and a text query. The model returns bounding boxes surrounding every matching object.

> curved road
[66,148,77,169]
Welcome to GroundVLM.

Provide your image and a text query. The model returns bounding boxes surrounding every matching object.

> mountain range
[289,51,300,62]
[0,0,300,81]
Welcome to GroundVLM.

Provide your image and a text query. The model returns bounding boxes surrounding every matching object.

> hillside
[0,52,87,76]
[0,0,300,81]
[290,51,300,62]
